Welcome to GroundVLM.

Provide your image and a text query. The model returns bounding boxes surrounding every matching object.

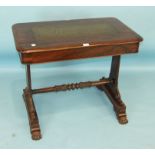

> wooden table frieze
[12,17,143,140]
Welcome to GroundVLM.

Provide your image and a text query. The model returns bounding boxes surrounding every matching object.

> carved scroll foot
[97,78,128,124]
[23,88,42,140]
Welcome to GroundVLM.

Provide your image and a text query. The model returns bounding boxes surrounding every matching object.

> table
[12,17,143,140]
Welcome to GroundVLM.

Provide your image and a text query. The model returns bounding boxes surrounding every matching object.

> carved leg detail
[97,56,128,124]
[97,78,128,124]
[97,84,128,124]
[23,87,42,140]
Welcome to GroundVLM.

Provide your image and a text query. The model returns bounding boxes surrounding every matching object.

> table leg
[23,65,42,140]
[97,56,128,124]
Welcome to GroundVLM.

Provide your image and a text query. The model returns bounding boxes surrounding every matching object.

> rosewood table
[12,17,143,140]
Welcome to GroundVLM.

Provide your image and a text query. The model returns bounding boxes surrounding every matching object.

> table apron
[20,43,139,64]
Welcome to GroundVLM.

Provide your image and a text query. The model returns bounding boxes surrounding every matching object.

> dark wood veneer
[12,17,143,140]
[20,43,139,64]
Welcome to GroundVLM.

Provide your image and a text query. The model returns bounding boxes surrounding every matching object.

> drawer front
[21,43,139,64]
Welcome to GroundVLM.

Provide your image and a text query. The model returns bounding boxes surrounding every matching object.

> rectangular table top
[12,17,143,54]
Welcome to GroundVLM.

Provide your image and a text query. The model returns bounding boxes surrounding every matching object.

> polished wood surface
[12,18,143,140]
[12,17,143,64]
[12,17,142,52]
